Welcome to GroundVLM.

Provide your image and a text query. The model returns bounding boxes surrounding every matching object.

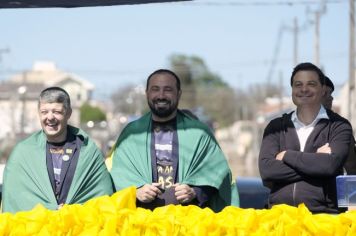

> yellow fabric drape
[1,186,356,236]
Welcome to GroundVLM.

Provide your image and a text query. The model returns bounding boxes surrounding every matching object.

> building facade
[0,61,94,140]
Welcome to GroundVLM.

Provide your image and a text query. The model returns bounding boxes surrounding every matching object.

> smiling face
[146,72,182,122]
[38,102,72,143]
[292,70,325,109]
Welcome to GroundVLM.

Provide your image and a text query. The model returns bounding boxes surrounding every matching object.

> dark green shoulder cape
[110,111,239,212]
[2,126,114,213]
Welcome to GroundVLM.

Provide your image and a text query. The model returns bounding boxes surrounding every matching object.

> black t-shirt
[46,133,80,204]
[152,118,179,207]
[136,117,217,210]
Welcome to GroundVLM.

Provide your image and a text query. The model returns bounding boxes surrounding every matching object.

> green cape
[2,126,114,213]
[110,111,239,212]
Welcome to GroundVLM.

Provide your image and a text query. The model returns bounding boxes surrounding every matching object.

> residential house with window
[0,61,94,140]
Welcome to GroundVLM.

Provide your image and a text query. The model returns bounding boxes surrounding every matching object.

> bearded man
[110,69,239,212]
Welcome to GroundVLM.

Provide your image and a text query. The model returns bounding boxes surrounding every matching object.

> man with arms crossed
[259,63,352,213]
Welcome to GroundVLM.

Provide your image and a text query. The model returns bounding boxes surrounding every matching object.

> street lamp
[17,85,27,137]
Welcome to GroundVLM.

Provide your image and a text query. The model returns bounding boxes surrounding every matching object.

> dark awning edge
[0,0,190,9]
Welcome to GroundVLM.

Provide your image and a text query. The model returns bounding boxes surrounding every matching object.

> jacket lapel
[45,143,56,193]
[304,119,329,151]
[283,113,300,151]
[59,141,77,188]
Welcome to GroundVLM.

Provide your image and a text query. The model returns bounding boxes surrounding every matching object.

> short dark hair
[290,62,325,86]
[38,86,71,111]
[146,69,181,91]
[324,76,334,92]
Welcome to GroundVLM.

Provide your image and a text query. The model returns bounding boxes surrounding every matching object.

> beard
[148,98,178,118]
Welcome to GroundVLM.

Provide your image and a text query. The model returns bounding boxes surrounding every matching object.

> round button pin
[62,155,70,161]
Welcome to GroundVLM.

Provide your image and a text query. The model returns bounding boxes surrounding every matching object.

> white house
[0,61,94,140]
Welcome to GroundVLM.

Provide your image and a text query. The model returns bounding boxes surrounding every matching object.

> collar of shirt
[291,105,329,129]
[152,118,176,132]
[291,105,329,151]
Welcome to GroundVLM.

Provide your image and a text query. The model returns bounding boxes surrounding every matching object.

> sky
[0,0,351,100]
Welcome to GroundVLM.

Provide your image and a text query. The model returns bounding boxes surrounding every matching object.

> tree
[248,83,282,104]
[110,84,147,115]
[231,82,283,122]
[168,53,237,127]
[169,54,196,109]
[195,72,228,87]
[80,103,107,123]
[196,86,237,127]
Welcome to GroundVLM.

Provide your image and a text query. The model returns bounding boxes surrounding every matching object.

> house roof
[0,0,189,8]
[53,73,95,90]
[0,81,44,100]
[8,61,95,90]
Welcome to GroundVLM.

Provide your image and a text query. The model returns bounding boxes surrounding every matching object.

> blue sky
[0,0,350,100]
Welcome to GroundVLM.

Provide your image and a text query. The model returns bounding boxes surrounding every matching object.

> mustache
[154,99,170,103]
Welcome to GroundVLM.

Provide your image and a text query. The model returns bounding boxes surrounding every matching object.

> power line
[182,0,346,7]
[0,52,347,78]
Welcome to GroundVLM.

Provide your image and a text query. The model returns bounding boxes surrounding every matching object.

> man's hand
[317,143,332,154]
[174,183,196,204]
[136,183,162,203]
[276,150,286,161]
[57,203,64,210]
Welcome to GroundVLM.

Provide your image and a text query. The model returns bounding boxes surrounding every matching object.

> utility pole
[293,17,299,66]
[307,1,326,67]
[0,47,10,80]
[314,10,321,66]
[278,71,284,111]
[18,71,27,138]
[349,0,355,125]
[0,48,10,62]
[267,16,304,88]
